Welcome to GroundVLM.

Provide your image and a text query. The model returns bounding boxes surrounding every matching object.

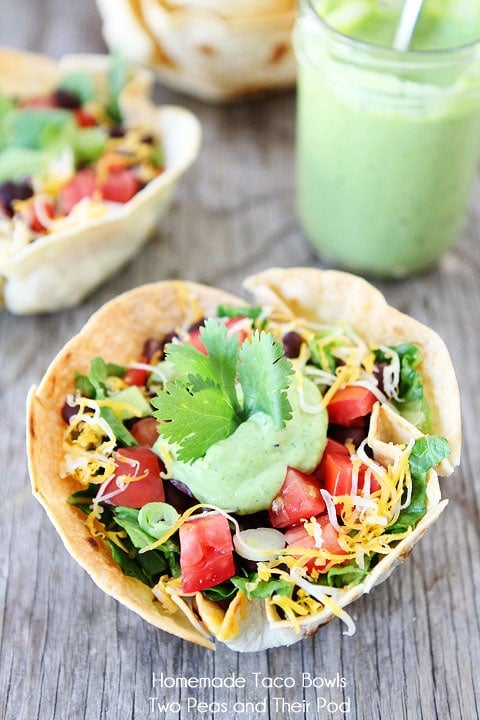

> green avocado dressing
[315,0,480,51]
[158,377,328,515]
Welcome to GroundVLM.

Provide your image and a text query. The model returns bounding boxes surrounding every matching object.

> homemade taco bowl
[95,0,296,102]
[0,48,201,314]
[27,268,461,651]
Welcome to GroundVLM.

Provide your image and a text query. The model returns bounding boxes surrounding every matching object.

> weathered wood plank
[1,2,479,719]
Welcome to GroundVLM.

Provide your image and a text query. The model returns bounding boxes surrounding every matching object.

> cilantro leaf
[199,319,242,412]
[152,381,239,462]
[237,331,293,429]
[165,320,241,415]
[152,321,294,463]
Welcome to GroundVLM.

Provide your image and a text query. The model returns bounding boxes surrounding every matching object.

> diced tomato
[323,453,381,500]
[188,317,250,356]
[314,438,349,481]
[225,317,249,345]
[74,108,98,127]
[130,417,159,447]
[325,438,350,456]
[16,197,56,233]
[103,446,164,508]
[327,386,377,427]
[123,367,150,387]
[19,95,56,109]
[188,328,208,355]
[284,525,317,572]
[285,514,346,573]
[29,197,56,232]
[179,514,235,593]
[101,167,140,203]
[268,467,326,529]
[316,514,346,556]
[58,168,97,214]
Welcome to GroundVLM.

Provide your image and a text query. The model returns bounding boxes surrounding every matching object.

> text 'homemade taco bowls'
[95,0,296,102]
[0,47,201,314]
[27,268,461,651]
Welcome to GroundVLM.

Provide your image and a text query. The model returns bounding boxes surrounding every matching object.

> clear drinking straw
[393,0,425,50]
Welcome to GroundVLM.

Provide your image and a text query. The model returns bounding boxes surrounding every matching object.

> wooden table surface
[1,3,479,719]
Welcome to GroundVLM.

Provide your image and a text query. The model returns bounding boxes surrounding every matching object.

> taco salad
[27,268,461,651]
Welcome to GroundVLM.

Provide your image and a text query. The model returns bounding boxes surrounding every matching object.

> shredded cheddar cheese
[61,396,117,486]
[85,504,128,550]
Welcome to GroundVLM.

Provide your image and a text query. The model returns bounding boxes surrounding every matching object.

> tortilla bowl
[0,48,201,314]
[27,268,461,651]
[95,0,296,102]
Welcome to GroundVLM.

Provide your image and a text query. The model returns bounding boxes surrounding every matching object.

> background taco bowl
[0,48,201,314]
[95,0,296,102]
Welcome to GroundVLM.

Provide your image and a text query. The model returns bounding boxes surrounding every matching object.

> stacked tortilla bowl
[95,0,296,101]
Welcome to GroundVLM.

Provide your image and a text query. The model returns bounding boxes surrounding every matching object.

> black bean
[61,401,79,424]
[282,331,303,358]
[188,318,206,333]
[234,510,271,531]
[109,125,126,138]
[142,333,176,362]
[52,88,82,110]
[165,479,198,514]
[328,422,369,448]
[373,362,388,394]
[0,180,33,214]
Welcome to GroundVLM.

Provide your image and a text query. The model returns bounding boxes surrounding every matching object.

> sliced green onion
[138,502,180,539]
[233,528,286,562]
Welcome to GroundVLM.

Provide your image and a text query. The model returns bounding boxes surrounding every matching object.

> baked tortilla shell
[27,269,461,650]
[96,0,296,101]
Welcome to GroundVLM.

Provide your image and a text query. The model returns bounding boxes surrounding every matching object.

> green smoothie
[295,0,480,276]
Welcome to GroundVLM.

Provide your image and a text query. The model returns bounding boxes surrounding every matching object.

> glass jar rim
[304,0,480,67]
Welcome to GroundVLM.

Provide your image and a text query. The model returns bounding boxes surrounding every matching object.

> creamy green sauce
[314,0,480,50]
[162,377,328,515]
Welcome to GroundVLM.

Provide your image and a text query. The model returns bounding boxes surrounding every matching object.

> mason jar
[294,0,480,277]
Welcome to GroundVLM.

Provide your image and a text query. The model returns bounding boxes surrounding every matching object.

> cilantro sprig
[152,319,293,463]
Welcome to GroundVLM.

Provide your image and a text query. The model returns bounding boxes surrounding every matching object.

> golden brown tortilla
[27,269,461,651]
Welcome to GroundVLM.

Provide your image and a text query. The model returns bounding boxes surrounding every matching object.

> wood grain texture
[0,2,479,719]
